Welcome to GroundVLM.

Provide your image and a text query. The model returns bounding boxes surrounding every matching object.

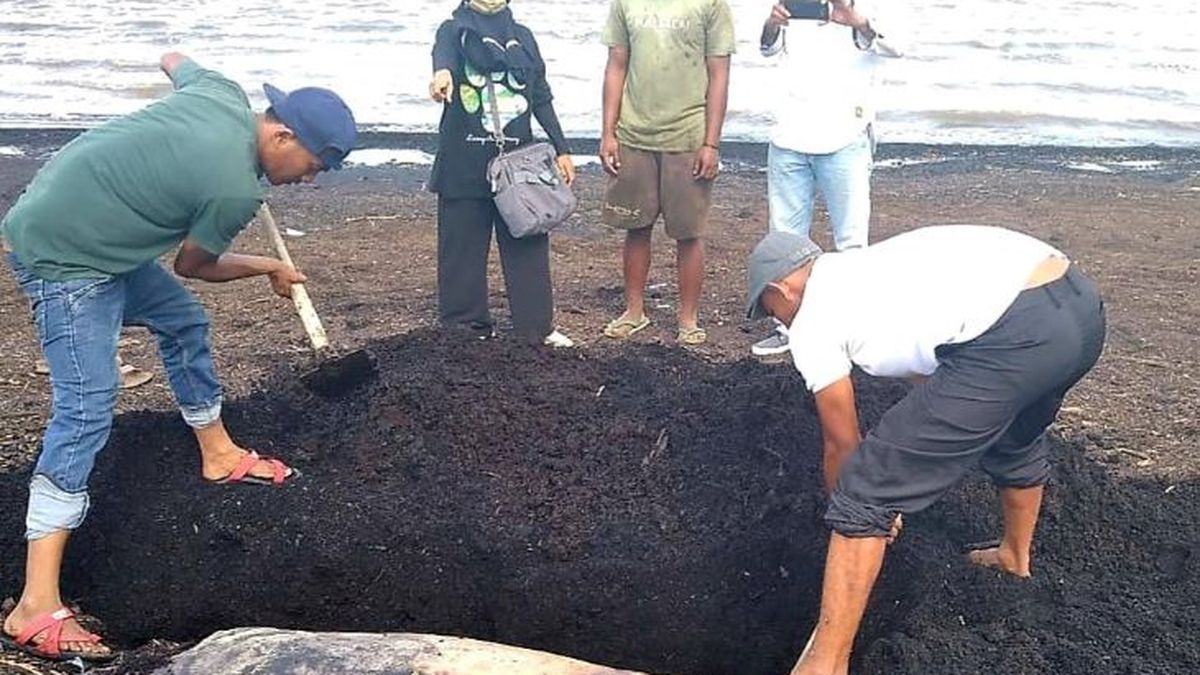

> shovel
[257,203,377,397]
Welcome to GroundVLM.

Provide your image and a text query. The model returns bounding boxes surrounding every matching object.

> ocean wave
[0,0,1195,148]
[0,21,86,32]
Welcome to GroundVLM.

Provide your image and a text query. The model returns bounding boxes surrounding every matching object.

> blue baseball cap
[263,83,357,170]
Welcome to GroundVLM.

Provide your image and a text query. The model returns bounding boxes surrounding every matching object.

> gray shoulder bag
[485,78,577,238]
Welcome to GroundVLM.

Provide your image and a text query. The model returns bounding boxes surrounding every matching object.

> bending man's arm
[174,241,305,299]
[814,376,863,493]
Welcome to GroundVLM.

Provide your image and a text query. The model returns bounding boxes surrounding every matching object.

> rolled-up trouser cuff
[824,489,897,538]
[991,471,1051,490]
[983,435,1053,489]
[26,474,90,540]
[180,398,222,428]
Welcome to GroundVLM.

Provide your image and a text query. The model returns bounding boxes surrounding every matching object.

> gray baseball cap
[745,231,823,319]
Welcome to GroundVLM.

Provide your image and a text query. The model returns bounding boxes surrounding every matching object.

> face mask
[467,0,508,14]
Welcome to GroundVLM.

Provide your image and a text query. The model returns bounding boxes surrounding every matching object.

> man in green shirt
[0,52,356,662]
[599,0,735,346]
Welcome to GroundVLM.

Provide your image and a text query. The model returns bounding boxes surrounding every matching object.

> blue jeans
[767,130,874,251]
[6,253,223,540]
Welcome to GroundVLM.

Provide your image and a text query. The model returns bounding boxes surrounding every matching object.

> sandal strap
[15,607,74,656]
[266,458,288,485]
[226,451,262,482]
[220,450,295,485]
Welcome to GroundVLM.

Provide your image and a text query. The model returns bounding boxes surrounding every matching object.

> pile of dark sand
[1,329,1195,674]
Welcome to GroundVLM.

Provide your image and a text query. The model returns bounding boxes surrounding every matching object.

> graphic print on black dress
[460,62,527,148]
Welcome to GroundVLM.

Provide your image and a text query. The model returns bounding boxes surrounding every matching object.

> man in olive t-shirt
[599,0,735,347]
[0,53,355,661]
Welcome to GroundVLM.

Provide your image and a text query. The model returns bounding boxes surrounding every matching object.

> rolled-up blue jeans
[767,129,874,251]
[6,253,223,540]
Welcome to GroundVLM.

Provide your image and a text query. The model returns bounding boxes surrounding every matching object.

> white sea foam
[1066,162,1116,174]
[344,150,596,168]
[1063,160,1165,173]
[874,157,950,169]
[347,149,435,167]
[0,146,23,157]
[1110,160,1163,170]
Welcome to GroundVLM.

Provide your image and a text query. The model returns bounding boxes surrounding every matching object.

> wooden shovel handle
[257,203,330,352]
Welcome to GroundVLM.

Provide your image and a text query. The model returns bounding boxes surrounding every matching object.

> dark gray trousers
[827,267,1107,537]
[437,196,553,342]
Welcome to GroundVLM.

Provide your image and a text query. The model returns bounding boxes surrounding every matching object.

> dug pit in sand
[1,330,1196,674]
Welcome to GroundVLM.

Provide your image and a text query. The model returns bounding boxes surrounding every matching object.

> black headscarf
[450,2,536,85]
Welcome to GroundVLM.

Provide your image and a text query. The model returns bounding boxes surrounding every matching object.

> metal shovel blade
[299,348,378,398]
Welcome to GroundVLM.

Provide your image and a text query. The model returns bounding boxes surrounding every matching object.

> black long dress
[428,17,571,341]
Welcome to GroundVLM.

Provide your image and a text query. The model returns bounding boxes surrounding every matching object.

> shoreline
[2,128,1199,182]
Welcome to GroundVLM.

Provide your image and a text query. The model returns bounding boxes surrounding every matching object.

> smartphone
[784,0,831,21]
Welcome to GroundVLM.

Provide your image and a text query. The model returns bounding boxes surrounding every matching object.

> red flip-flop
[0,607,114,663]
[209,451,300,487]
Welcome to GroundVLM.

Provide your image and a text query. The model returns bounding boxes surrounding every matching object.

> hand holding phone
[766,3,791,29]
[783,0,831,21]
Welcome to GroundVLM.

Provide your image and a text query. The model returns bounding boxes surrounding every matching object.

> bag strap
[485,78,506,155]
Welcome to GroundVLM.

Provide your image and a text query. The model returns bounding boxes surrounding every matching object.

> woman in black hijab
[428,0,575,347]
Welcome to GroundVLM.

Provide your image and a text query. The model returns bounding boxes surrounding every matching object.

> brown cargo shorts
[602,144,713,240]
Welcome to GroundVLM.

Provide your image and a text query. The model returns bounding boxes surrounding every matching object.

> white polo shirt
[789,226,1065,393]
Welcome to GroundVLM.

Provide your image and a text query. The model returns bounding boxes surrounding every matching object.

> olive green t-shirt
[602,0,736,152]
[0,59,263,281]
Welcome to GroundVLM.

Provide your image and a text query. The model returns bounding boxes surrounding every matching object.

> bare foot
[2,603,112,659]
[967,546,1031,577]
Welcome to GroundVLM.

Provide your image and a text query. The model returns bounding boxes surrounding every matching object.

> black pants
[437,196,554,342]
[827,267,1107,537]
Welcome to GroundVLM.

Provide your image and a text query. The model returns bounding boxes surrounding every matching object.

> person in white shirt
[752,0,901,358]
[745,226,1106,675]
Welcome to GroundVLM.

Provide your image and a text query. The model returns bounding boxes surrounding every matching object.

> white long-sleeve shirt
[762,5,902,154]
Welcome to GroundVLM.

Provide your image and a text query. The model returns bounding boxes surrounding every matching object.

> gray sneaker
[751,331,790,357]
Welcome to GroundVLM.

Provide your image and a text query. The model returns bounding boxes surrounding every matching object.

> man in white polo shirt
[751,0,901,358]
[745,225,1106,675]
